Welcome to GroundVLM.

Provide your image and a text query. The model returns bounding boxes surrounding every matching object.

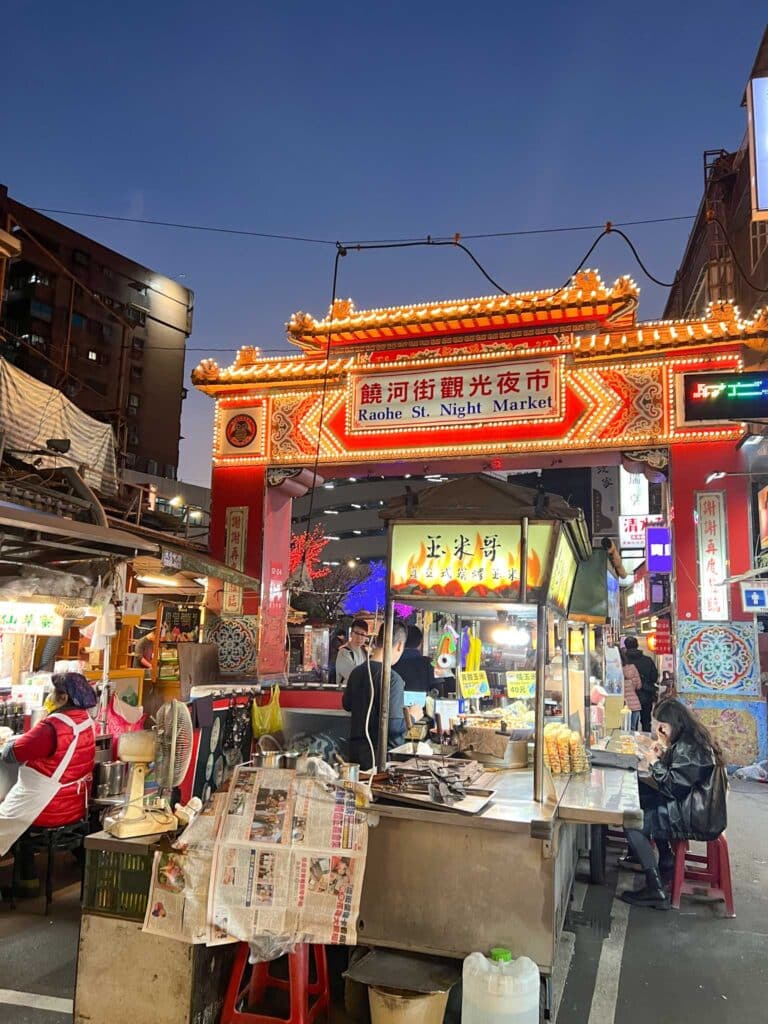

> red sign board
[655,617,672,655]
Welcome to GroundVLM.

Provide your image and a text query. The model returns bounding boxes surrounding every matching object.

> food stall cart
[357,476,642,1012]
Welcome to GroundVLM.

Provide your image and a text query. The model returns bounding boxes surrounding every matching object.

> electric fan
[105,700,194,839]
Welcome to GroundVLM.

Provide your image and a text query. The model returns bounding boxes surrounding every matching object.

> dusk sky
[3,3,767,485]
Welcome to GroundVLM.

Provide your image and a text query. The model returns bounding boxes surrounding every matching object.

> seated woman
[0,672,97,894]
[620,698,727,910]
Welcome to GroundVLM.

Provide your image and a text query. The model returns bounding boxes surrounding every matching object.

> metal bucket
[96,761,127,796]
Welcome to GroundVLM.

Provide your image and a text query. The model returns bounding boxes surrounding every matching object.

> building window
[126,306,146,326]
[131,336,144,352]
[22,333,47,349]
[164,464,177,480]
[71,312,87,329]
[131,364,143,380]
[72,249,89,267]
[127,393,140,415]
[751,220,768,272]
[30,300,53,323]
[147,460,159,476]
[102,323,114,339]
[128,426,139,446]
[124,452,137,468]
[87,349,98,362]
[29,271,51,286]
[101,265,114,279]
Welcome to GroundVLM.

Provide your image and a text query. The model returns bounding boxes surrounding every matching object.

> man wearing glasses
[336,619,369,688]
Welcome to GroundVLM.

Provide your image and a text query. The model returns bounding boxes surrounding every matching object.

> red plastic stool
[670,835,735,917]
[221,942,329,1024]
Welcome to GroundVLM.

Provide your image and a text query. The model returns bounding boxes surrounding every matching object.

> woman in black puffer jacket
[620,698,727,910]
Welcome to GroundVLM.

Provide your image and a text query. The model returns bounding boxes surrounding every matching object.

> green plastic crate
[82,847,153,921]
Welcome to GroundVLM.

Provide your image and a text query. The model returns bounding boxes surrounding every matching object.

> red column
[209,465,319,676]
[209,465,266,616]
[670,441,751,624]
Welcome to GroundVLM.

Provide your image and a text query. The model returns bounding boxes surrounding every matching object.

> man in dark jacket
[623,636,658,731]
[342,621,407,770]
[395,626,436,694]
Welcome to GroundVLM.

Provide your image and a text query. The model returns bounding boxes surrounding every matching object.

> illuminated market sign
[389,522,555,601]
[747,76,768,220]
[350,357,561,432]
[683,371,768,422]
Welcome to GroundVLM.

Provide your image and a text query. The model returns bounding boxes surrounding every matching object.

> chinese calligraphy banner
[223,506,248,617]
[695,491,729,621]
[389,522,554,600]
[591,466,620,536]
[350,357,560,432]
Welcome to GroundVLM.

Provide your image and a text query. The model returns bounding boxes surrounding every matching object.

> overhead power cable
[707,211,768,294]
[32,205,695,248]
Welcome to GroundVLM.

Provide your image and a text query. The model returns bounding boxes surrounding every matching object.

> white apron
[0,712,94,856]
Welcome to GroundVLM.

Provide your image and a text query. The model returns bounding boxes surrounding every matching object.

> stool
[670,835,735,917]
[10,819,89,914]
[221,942,329,1024]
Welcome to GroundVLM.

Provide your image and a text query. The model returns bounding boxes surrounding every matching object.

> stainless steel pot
[282,751,300,770]
[95,761,127,796]
[260,751,284,768]
[508,740,529,769]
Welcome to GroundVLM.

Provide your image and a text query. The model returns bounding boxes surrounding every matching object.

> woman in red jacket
[0,673,96,876]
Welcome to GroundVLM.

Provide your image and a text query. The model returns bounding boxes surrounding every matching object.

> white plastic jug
[461,950,540,1024]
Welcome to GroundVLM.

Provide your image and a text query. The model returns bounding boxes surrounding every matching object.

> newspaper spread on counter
[142,792,231,944]
[208,766,369,947]
[141,766,370,948]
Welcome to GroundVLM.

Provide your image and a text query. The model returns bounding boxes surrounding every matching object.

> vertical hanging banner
[591,466,620,536]
[223,506,248,616]
[620,466,649,517]
[695,492,729,621]
[258,488,293,676]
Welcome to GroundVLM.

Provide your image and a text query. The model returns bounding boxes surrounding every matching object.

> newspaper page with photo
[209,765,369,949]
[142,793,231,944]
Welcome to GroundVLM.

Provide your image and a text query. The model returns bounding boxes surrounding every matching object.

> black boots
[619,868,670,910]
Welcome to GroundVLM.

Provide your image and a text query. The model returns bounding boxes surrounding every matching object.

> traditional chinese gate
[193,270,768,760]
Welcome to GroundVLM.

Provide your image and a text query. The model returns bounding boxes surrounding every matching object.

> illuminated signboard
[389,522,555,601]
[683,371,768,422]
[546,530,578,616]
[0,603,64,636]
[747,76,768,220]
[646,526,673,573]
[350,357,561,432]
[695,491,729,621]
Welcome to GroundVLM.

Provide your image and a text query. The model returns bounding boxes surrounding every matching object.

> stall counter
[358,764,641,977]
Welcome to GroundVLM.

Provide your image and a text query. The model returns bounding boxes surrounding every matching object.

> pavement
[0,779,766,1023]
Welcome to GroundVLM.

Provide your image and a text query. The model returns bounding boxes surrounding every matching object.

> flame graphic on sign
[390,532,542,599]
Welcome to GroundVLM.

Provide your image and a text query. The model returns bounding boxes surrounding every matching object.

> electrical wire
[31,204,696,247]
[295,243,346,577]
[707,211,768,294]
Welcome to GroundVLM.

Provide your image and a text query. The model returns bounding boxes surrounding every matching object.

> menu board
[162,606,201,643]
[547,530,578,616]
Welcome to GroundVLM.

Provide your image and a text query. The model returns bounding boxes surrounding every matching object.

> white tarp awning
[0,357,117,491]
